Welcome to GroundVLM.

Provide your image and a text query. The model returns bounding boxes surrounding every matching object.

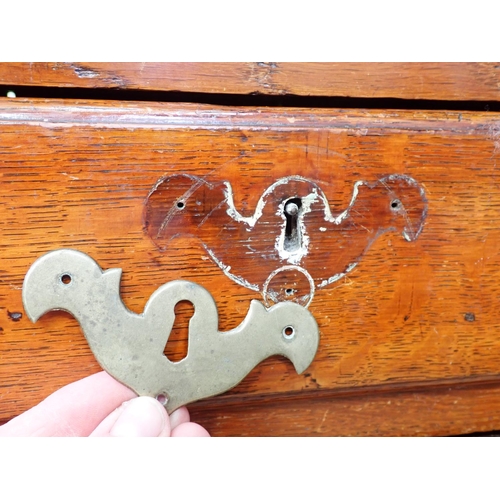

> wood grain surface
[1,97,500,435]
[1,63,499,101]
[189,380,500,436]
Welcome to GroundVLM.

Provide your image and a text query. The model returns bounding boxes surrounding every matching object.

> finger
[0,371,136,437]
[90,396,171,437]
[171,422,211,437]
[169,406,191,430]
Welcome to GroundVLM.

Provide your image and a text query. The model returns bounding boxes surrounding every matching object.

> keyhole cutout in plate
[163,300,195,362]
[284,197,302,253]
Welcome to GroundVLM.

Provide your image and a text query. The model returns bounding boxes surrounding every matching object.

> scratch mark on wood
[316,409,330,433]
[70,64,100,79]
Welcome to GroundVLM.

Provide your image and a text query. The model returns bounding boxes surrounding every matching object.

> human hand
[0,371,210,437]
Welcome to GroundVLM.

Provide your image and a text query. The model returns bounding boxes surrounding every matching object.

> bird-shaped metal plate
[143,174,427,307]
[22,249,320,413]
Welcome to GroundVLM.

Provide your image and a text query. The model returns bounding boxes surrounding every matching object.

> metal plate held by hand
[22,249,320,413]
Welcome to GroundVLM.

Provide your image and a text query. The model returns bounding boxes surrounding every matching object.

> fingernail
[110,397,167,437]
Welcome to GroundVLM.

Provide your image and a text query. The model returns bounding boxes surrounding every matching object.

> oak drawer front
[1,98,500,435]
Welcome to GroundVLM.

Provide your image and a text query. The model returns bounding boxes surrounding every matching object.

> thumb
[90,397,171,437]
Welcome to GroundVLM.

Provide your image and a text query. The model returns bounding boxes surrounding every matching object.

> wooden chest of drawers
[1,63,500,436]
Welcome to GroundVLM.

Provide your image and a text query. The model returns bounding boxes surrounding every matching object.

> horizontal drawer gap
[2,85,500,112]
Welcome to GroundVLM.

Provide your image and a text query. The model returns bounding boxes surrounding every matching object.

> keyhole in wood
[284,197,302,252]
[163,300,194,362]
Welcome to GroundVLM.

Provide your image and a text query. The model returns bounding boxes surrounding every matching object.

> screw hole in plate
[60,273,72,285]
[156,393,169,406]
[176,201,185,209]
[390,199,401,210]
[282,326,295,340]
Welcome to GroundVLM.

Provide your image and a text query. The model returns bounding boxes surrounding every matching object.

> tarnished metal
[22,249,320,413]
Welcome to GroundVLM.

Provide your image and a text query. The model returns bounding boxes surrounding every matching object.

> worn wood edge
[191,373,500,411]
[189,379,500,436]
[0,98,499,132]
[1,63,499,102]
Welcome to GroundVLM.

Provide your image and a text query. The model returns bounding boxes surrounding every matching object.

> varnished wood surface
[1,98,500,435]
[189,380,500,436]
[1,63,499,101]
